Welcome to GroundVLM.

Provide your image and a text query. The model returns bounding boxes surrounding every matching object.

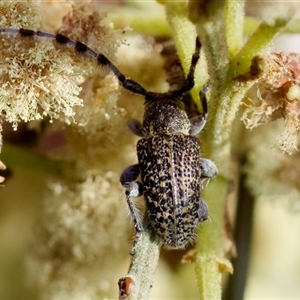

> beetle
[0,27,217,249]
[119,37,217,249]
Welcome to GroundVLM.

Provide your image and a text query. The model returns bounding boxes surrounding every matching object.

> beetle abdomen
[137,134,206,249]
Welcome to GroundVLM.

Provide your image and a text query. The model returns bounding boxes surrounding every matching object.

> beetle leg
[189,115,206,135]
[199,198,209,222]
[127,119,146,137]
[189,84,209,135]
[120,164,144,232]
[200,158,218,179]
[120,164,140,183]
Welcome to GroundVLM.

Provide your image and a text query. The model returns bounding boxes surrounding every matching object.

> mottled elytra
[0,27,217,249]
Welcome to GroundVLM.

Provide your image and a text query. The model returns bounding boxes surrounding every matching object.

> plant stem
[195,176,230,300]
[118,226,160,300]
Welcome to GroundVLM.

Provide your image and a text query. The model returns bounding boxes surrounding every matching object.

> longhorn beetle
[0,27,217,249]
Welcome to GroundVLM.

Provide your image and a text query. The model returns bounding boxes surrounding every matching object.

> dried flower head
[0,2,124,131]
[242,52,300,154]
[0,36,82,129]
[0,2,40,29]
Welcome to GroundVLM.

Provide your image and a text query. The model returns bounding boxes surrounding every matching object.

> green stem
[231,19,289,76]
[119,228,160,300]
[191,3,288,171]
[187,1,290,299]
[195,177,229,300]
[225,0,245,58]
[164,2,209,105]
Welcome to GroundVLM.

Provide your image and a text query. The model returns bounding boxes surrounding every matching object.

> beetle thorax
[143,99,190,136]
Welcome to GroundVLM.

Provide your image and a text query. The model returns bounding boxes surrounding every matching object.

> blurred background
[1,1,300,299]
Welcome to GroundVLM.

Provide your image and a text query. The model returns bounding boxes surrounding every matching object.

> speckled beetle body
[138,134,205,248]
[120,38,217,249]
[121,87,217,249]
